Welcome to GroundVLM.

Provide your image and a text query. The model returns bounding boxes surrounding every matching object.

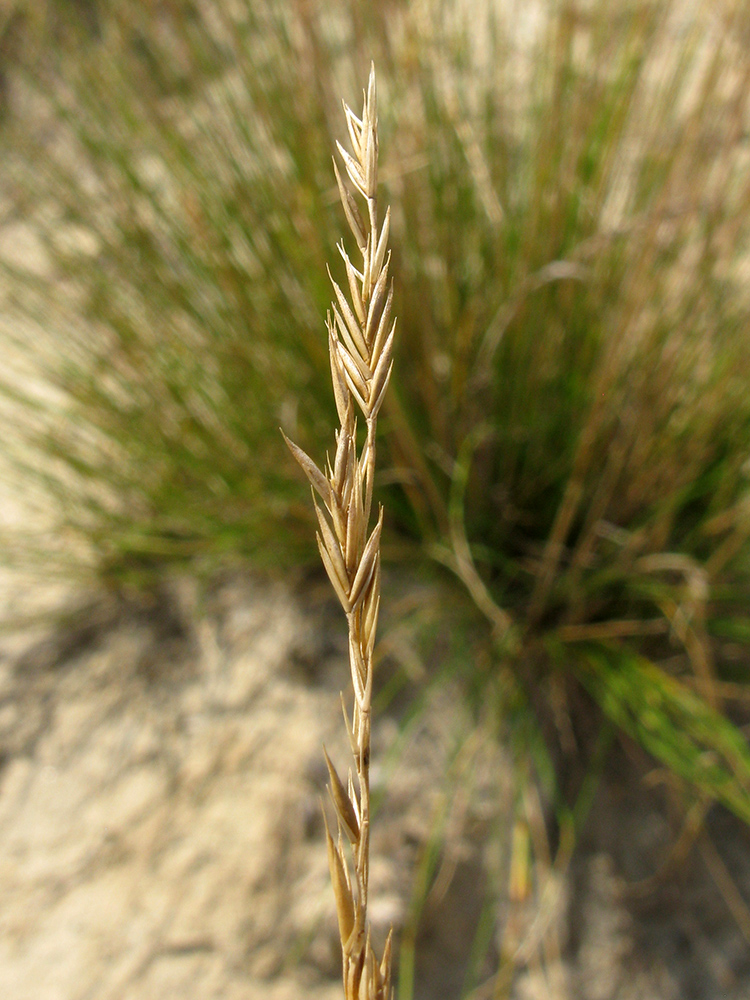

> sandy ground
[0,573,500,1000]
[0,571,748,1000]
[0,575,363,1000]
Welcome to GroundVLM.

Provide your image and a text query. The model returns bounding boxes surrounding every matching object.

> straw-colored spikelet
[283,65,395,1000]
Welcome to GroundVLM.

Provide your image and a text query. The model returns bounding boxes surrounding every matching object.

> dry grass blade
[284,63,395,1000]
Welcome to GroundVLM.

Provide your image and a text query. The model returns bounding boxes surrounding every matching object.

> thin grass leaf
[578,645,750,826]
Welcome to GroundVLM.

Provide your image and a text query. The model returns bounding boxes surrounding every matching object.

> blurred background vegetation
[1,0,750,988]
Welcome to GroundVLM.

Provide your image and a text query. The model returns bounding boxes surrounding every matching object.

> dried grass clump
[284,65,394,1000]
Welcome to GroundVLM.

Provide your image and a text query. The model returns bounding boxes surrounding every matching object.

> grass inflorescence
[284,65,394,1000]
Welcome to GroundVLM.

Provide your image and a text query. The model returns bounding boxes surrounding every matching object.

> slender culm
[283,64,395,1000]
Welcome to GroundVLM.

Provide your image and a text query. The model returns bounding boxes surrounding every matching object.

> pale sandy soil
[0,574,500,1000]
[0,571,749,1000]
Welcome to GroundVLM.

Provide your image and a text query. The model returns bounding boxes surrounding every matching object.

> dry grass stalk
[283,64,395,1000]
